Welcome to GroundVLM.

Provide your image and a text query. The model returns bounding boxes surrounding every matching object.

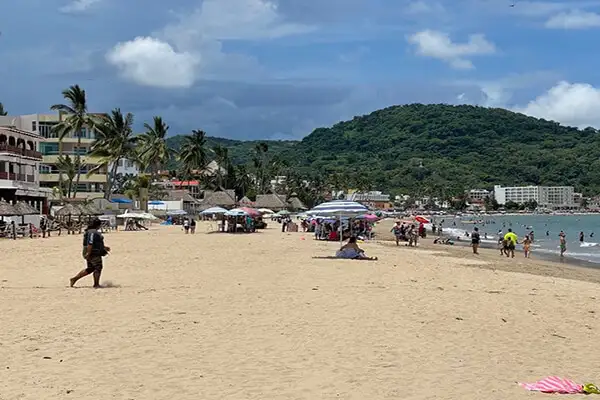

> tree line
[28,84,375,208]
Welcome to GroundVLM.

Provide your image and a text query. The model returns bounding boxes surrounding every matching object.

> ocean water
[431,214,600,264]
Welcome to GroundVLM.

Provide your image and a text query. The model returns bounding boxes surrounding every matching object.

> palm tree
[89,108,136,199]
[0,102,7,116]
[253,142,269,193]
[212,144,230,189]
[50,85,96,198]
[234,164,253,199]
[56,155,78,198]
[178,129,208,176]
[138,116,171,180]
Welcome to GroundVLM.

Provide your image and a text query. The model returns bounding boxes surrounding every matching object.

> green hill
[166,104,600,196]
[292,104,600,196]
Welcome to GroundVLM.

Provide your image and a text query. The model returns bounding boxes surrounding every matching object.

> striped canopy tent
[307,200,368,216]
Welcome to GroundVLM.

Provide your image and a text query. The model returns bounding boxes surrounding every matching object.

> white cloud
[405,1,445,14]
[545,9,600,28]
[515,81,600,128]
[106,0,312,88]
[106,37,199,88]
[162,0,314,47]
[59,0,101,13]
[406,30,496,69]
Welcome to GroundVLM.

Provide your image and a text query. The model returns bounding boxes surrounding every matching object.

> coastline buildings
[0,113,108,198]
[0,126,50,212]
[493,185,575,208]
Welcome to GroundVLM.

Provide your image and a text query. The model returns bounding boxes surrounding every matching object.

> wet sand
[1,222,599,399]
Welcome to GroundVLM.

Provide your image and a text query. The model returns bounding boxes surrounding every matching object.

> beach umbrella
[0,200,19,216]
[415,215,430,224]
[258,208,275,214]
[201,206,228,215]
[148,200,164,205]
[275,210,291,216]
[166,209,187,215]
[356,213,379,221]
[307,200,368,216]
[236,207,261,217]
[110,197,133,204]
[225,209,248,217]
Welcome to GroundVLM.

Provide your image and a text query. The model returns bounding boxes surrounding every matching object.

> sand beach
[1,221,600,399]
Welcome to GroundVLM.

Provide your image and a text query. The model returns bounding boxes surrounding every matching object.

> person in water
[560,234,567,257]
[503,229,518,258]
[522,235,531,258]
[580,231,585,243]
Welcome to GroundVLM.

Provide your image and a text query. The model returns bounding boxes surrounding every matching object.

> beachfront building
[0,126,50,212]
[346,191,392,209]
[466,189,490,202]
[0,113,108,198]
[493,185,575,208]
[113,158,139,176]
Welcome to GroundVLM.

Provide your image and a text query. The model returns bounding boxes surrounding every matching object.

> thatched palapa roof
[287,196,307,211]
[254,194,289,211]
[13,201,38,215]
[198,190,236,210]
[56,203,83,216]
[253,194,307,211]
[238,196,253,205]
[0,200,19,216]
[80,203,102,215]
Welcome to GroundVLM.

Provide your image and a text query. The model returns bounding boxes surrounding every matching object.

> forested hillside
[291,104,600,195]
[167,104,600,196]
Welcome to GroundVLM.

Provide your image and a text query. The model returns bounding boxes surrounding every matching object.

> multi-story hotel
[0,126,50,212]
[0,113,108,198]
[493,185,575,208]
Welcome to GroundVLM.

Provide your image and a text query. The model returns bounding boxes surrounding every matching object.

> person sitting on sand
[70,218,110,288]
[336,236,377,260]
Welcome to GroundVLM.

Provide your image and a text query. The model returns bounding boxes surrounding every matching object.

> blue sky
[2,0,600,140]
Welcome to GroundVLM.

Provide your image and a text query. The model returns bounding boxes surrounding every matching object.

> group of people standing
[391,221,425,247]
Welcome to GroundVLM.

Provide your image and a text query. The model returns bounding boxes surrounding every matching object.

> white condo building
[493,185,575,208]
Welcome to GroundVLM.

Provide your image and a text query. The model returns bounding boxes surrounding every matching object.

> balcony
[0,172,35,182]
[0,143,43,160]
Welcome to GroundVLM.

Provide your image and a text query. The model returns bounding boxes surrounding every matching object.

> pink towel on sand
[520,376,583,394]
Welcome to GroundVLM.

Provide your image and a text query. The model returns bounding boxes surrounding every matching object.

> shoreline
[445,235,600,270]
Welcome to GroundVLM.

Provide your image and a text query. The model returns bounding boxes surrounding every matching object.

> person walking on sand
[70,218,110,288]
[391,221,403,246]
[503,229,518,258]
[471,227,480,254]
[523,235,531,258]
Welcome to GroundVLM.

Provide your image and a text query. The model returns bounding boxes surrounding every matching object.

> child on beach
[523,235,531,258]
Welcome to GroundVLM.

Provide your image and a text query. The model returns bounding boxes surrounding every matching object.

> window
[31,121,37,131]
[40,143,59,155]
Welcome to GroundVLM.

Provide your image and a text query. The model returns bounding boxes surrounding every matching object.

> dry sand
[1,220,600,399]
